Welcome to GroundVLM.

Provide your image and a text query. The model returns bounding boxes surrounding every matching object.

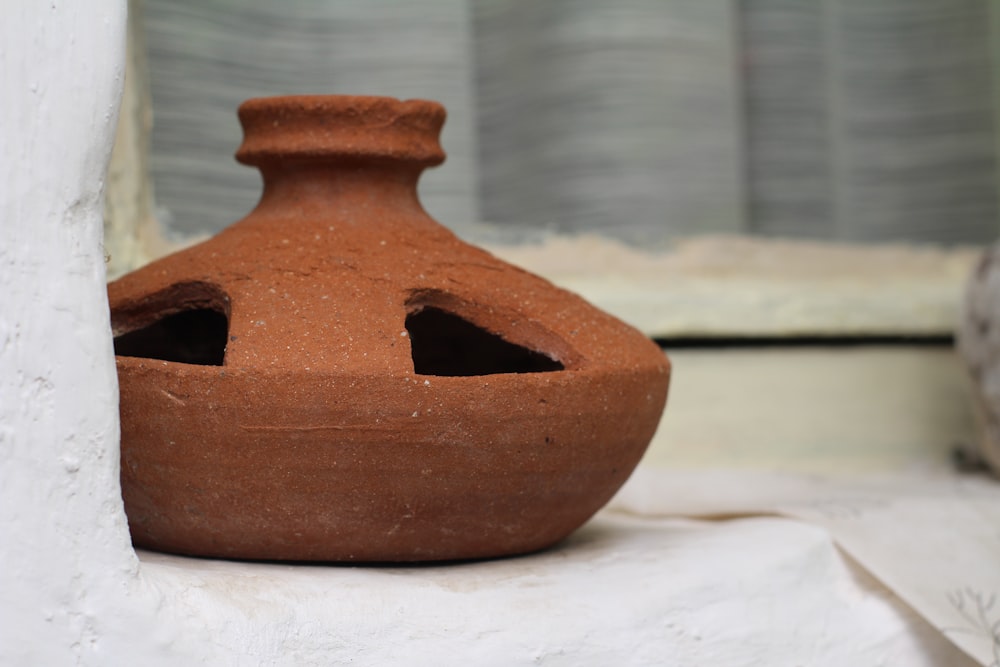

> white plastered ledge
[487,233,979,339]
[0,3,987,665]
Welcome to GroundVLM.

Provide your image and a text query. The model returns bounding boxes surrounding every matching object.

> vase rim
[236,94,446,167]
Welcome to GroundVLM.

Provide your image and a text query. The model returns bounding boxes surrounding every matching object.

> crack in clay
[238,424,396,432]
[159,389,186,406]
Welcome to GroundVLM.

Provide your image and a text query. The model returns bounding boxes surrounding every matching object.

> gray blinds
[144,0,998,246]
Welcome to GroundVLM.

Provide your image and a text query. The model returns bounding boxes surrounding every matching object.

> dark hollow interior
[114,308,228,366]
[406,307,564,376]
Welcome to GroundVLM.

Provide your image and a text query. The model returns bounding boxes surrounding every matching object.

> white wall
[0,3,169,663]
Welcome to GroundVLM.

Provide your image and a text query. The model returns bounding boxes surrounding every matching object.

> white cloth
[138,489,977,666]
[612,466,1000,666]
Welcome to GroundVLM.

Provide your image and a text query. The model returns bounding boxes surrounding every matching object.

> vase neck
[250,162,428,221]
[233,96,446,226]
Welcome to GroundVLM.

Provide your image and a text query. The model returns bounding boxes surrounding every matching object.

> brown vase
[108,95,670,562]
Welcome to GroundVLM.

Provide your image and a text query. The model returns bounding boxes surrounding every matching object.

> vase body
[109,95,670,562]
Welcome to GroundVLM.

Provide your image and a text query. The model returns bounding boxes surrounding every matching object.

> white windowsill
[487,233,979,339]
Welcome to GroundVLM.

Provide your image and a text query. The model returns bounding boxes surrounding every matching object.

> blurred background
[138,0,999,249]
[100,0,1000,507]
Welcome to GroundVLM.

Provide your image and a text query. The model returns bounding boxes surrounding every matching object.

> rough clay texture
[108,95,671,562]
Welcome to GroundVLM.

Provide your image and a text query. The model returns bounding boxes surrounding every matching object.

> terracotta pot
[109,95,670,562]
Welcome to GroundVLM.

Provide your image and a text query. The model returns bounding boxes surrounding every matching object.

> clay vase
[109,95,670,562]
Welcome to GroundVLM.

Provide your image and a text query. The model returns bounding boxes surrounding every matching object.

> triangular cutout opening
[114,308,229,366]
[406,306,564,376]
